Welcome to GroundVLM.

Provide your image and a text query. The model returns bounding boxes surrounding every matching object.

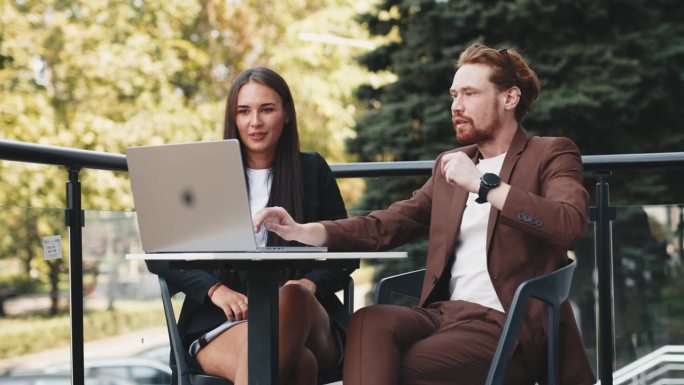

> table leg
[247,268,279,385]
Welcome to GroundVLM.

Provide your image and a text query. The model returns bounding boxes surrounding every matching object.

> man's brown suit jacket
[322,127,596,385]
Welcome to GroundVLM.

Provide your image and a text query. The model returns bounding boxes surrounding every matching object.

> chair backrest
[343,274,355,314]
[374,269,425,305]
[316,275,354,384]
[158,277,232,385]
[485,259,577,385]
[374,261,577,385]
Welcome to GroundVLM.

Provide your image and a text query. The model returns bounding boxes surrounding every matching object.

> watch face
[482,173,500,187]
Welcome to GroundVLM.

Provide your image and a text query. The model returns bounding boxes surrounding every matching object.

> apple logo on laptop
[181,188,195,207]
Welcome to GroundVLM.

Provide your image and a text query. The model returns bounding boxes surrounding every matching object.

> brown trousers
[342,300,535,385]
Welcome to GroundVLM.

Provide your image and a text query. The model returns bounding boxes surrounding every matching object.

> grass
[0,300,166,359]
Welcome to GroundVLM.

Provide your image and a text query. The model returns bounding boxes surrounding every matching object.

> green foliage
[0,0,376,208]
[0,0,375,315]
[351,0,684,288]
[0,274,44,295]
[663,272,684,341]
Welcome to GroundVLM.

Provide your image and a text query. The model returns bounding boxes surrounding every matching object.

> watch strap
[476,173,500,204]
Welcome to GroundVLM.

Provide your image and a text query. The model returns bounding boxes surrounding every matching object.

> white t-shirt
[246,168,272,248]
[449,152,506,312]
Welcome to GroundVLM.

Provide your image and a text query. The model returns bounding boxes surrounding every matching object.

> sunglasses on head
[497,48,520,89]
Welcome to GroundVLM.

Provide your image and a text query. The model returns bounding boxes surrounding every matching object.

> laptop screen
[127,140,261,253]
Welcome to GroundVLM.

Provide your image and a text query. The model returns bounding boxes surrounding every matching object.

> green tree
[353,0,684,207]
[1,0,374,315]
[1,0,218,315]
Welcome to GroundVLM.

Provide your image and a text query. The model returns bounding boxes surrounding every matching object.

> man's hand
[253,206,300,240]
[440,152,481,193]
[210,285,249,322]
[253,207,328,246]
[283,278,317,294]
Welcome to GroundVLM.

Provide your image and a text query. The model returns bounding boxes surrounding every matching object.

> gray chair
[375,259,577,385]
[159,277,232,385]
[159,276,354,385]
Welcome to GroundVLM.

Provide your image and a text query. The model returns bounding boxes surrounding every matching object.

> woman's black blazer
[145,151,350,352]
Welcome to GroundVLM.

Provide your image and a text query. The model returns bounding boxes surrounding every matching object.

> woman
[147,67,350,385]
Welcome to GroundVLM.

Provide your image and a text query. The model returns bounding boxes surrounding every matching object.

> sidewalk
[0,326,169,373]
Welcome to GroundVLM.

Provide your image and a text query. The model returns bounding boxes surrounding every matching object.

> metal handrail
[3,139,684,177]
[0,139,127,171]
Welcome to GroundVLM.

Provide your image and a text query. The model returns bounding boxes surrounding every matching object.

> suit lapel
[429,146,478,276]
[485,127,529,252]
[443,172,470,267]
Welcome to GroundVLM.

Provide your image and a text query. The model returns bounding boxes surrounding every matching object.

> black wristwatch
[475,173,501,204]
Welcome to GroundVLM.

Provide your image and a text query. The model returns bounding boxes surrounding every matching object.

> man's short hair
[457,43,541,122]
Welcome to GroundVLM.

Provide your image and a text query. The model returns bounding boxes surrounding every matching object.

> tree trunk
[48,260,61,315]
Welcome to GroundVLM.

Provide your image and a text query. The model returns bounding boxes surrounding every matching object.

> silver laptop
[126,139,326,253]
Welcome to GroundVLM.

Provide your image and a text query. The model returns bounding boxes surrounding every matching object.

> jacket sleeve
[301,153,353,297]
[321,160,435,252]
[145,260,221,305]
[499,137,589,249]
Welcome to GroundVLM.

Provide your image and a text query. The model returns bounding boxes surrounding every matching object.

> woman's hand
[253,207,328,246]
[210,284,249,322]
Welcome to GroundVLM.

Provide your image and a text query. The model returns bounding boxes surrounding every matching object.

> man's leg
[400,301,534,385]
[343,305,440,385]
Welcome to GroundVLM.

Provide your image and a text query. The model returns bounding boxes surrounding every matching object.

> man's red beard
[452,101,500,145]
[453,114,497,145]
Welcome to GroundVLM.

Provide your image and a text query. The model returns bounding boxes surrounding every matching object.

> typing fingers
[253,206,287,232]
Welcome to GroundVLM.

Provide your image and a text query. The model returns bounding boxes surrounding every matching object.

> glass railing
[3,138,684,385]
[575,204,684,380]
[2,202,684,384]
[0,207,173,384]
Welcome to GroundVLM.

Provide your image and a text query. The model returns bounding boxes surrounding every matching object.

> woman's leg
[195,322,249,385]
[196,284,338,385]
[279,283,340,383]
[284,347,318,385]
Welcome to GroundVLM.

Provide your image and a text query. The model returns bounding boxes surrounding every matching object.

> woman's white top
[246,168,272,248]
[449,152,506,312]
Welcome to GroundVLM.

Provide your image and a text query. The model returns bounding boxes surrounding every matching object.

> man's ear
[503,87,521,111]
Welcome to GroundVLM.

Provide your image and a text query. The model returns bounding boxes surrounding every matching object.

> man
[254,43,596,385]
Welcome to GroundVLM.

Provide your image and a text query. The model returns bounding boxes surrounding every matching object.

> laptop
[126,139,327,253]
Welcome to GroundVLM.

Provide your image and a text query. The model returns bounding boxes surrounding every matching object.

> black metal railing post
[65,168,85,385]
[590,170,616,385]
[678,205,683,263]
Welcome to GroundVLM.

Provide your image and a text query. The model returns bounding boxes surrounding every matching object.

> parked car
[41,358,171,385]
[0,373,135,385]
[133,345,170,366]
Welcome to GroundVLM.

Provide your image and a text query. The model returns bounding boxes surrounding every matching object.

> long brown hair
[223,67,304,245]
[457,43,541,122]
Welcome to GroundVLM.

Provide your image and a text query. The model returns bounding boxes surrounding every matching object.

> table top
[126,251,407,261]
